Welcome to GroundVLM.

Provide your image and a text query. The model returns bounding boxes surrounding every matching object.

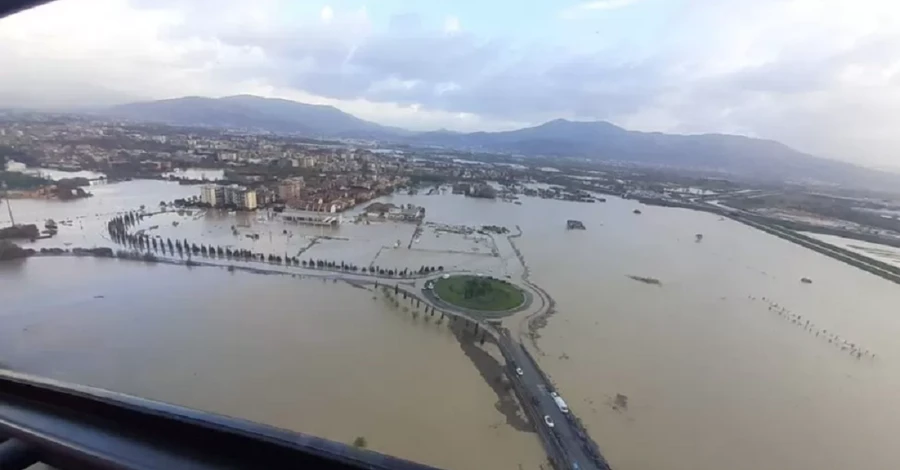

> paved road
[418,283,611,470]
[500,334,611,470]
[96,234,611,470]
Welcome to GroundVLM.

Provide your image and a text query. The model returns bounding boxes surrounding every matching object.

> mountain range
[104,95,894,188]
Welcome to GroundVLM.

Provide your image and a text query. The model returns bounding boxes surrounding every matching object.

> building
[200,184,256,210]
[200,185,223,207]
[280,208,341,226]
[242,190,258,210]
[277,177,305,202]
[223,185,245,207]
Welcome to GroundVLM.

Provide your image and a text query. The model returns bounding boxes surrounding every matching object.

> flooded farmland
[4,179,900,469]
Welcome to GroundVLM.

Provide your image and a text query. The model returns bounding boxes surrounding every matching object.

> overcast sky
[1,0,900,167]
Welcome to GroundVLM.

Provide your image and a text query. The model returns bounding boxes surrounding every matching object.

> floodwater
[4,179,900,469]
[805,231,900,268]
[0,257,546,470]
[162,168,225,181]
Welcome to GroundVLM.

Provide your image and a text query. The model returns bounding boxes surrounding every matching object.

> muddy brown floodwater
[6,178,900,469]
[0,258,547,469]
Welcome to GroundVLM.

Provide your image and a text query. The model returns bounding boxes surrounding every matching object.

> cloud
[3,0,900,165]
[559,0,640,19]
[320,5,333,23]
[443,16,460,34]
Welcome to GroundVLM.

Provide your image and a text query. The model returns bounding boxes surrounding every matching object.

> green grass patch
[433,275,525,312]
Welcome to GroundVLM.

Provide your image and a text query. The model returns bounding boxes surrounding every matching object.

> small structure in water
[633,209,642,214]
[567,219,586,230]
[801,277,813,284]
[695,233,703,242]
[628,275,661,286]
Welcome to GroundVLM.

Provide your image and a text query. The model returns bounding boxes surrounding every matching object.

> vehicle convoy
[551,391,569,413]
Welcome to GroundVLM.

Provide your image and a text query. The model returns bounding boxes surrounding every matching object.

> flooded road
[4,180,900,469]
[0,257,546,470]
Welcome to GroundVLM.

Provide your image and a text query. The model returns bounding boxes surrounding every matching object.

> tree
[352,437,367,449]
[438,266,444,271]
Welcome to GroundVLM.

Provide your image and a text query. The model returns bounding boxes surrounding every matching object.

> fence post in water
[474,323,479,334]
[417,299,420,308]
[480,334,485,345]
[394,284,398,295]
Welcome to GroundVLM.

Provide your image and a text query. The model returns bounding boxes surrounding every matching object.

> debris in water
[627,275,661,286]
[801,277,813,284]
[566,219,586,230]
[613,393,628,411]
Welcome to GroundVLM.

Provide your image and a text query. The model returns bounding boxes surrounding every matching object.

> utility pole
[1,181,14,226]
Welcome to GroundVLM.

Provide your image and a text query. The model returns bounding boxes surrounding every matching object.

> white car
[544,415,554,428]
[550,391,559,398]
[515,367,524,376]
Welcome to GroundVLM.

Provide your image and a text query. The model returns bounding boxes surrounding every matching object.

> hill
[410,119,891,186]
[102,95,894,188]
[104,95,401,138]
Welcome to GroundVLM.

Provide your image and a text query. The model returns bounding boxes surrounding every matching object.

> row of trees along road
[107,211,445,277]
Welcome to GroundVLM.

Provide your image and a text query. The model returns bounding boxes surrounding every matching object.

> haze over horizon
[2,0,900,168]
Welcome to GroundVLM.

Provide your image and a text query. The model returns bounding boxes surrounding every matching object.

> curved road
[97,231,611,469]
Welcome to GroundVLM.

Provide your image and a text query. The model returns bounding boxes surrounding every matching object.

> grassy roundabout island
[432,275,526,312]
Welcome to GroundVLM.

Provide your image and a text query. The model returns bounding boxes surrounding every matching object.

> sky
[1,0,900,167]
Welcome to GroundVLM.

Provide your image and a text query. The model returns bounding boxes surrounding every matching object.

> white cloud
[320,5,334,23]
[5,0,900,165]
[559,0,640,19]
[443,16,460,34]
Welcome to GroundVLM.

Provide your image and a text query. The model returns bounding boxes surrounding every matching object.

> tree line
[107,211,446,277]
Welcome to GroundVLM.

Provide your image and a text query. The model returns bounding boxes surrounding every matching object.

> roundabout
[424,274,531,319]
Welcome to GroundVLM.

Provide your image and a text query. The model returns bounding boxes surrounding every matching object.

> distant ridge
[101,95,897,188]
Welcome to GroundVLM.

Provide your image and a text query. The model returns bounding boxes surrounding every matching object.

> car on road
[544,415,554,428]
[515,367,524,376]
[550,391,569,413]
